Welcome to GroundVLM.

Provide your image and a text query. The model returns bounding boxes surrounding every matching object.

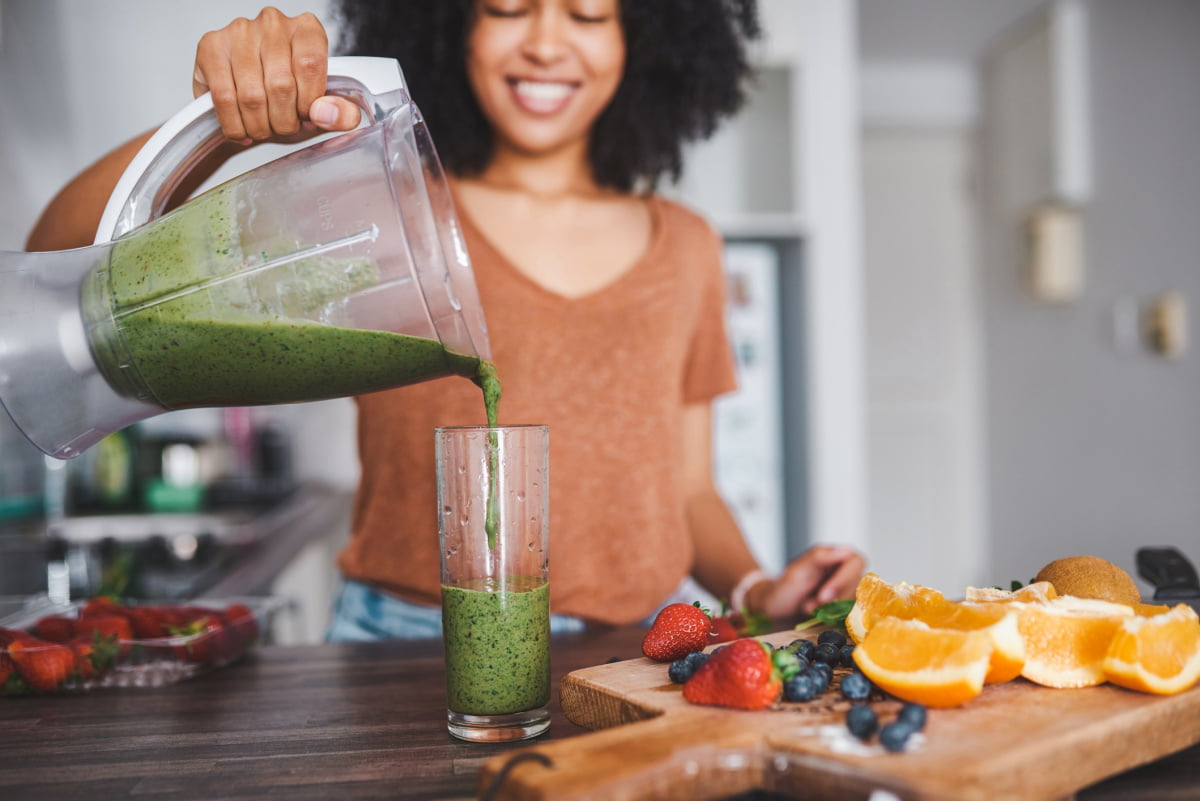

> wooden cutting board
[478,629,1200,801]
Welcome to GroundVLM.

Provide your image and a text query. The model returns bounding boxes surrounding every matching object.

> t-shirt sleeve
[682,225,739,404]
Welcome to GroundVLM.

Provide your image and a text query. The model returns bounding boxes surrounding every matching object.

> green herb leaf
[794,599,855,631]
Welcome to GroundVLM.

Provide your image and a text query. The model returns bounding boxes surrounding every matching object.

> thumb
[308,96,362,131]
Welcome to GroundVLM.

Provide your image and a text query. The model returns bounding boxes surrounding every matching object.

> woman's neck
[474,139,604,200]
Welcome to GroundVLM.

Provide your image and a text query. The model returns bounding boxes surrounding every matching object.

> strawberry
[3,629,76,692]
[709,607,771,645]
[642,602,713,662]
[123,605,171,639]
[81,596,121,617]
[69,640,99,680]
[682,638,784,710]
[69,634,119,681]
[32,615,77,643]
[0,639,13,687]
[709,615,741,644]
[75,613,134,658]
[224,603,259,649]
[170,610,233,666]
[76,612,133,642]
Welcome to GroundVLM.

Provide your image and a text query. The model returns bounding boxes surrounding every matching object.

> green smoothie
[441,576,550,716]
[85,183,485,408]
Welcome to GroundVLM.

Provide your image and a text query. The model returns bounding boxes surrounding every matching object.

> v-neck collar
[450,187,665,306]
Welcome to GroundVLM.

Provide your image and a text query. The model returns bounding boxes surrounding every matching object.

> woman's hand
[748,545,865,619]
[193,6,361,143]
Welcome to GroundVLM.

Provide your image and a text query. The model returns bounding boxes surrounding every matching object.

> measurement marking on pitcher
[113,226,380,319]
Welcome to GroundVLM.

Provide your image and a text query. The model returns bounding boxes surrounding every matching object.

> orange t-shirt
[336,192,738,625]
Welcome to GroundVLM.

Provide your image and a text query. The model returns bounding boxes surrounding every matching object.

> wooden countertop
[0,628,1195,801]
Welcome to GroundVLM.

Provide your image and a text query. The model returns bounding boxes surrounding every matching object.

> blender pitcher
[0,58,490,459]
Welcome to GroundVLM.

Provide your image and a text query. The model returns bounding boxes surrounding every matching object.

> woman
[28,1,865,639]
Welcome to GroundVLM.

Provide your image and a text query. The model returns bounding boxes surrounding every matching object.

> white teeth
[515,81,572,102]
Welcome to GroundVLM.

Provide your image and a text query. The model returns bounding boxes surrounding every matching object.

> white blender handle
[94,56,410,245]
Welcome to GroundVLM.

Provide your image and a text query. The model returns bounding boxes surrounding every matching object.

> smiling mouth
[510,79,576,112]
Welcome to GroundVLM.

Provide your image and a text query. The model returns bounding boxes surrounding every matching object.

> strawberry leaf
[3,674,29,695]
[89,632,120,670]
[771,648,802,680]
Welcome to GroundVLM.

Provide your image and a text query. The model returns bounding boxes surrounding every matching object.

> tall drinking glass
[436,424,550,742]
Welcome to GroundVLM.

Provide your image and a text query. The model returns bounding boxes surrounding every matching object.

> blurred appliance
[713,242,786,574]
[0,413,44,523]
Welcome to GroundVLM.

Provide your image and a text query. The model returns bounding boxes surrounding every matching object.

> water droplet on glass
[516,491,525,502]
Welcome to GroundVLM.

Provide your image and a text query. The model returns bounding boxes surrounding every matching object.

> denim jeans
[325,574,711,642]
[324,579,588,642]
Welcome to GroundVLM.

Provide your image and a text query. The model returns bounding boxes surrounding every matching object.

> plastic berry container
[0,594,284,694]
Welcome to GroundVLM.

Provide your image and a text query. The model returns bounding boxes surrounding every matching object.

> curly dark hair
[331,0,760,192]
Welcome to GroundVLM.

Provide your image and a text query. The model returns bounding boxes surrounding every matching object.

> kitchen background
[1,0,1197,641]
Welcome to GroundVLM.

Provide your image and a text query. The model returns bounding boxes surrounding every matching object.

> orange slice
[922,601,1025,684]
[963,581,1058,604]
[1103,604,1200,695]
[1017,597,1134,688]
[852,616,993,708]
[845,573,947,644]
[1134,603,1172,617]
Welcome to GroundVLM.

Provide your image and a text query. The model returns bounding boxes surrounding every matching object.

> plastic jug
[0,58,490,459]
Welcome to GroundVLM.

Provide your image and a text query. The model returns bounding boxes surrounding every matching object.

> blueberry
[845,705,879,740]
[817,629,847,648]
[783,673,818,702]
[667,658,692,684]
[839,643,856,668]
[897,702,927,731]
[788,639,817,661]
[807,664,833,693]
[667,651,709,683]
[840,671,872,701]
[879,721,916,753]
[813,642,840,665]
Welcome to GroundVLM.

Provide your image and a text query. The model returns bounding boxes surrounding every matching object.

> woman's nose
[521,7,568,64]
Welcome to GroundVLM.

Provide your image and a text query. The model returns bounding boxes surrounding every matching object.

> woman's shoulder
[648,193,724,248]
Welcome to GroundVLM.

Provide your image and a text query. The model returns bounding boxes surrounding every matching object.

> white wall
[978,0,1200,591]
[858,60,988,592]
[862,129,987,590]
[859,0,1200,597]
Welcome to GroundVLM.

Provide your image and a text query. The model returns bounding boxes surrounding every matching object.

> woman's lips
[509,79,576,114]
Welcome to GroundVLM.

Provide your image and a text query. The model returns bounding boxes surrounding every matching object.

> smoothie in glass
[441,576,550,716]
[437,424,549,742]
